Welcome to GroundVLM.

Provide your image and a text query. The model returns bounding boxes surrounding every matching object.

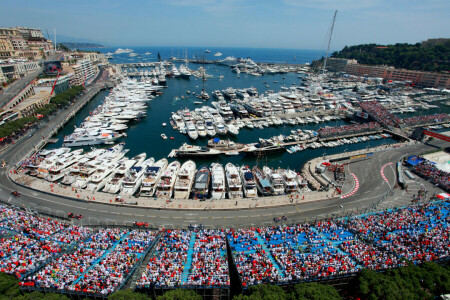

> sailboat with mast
[200,54,210,100]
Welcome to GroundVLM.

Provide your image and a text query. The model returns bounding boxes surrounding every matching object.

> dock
[167,129,397,158]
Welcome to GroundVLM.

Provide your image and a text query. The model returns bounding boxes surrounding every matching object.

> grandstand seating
[0,199,448,295]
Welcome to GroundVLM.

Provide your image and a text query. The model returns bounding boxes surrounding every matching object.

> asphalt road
[0,69,43,109]
[0,139,446,229]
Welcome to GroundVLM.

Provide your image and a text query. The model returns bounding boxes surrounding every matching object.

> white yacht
[155,161,181,199]
[36,148,71,178]
[225,163,243,199]
[215,122,228,135]
[45,149,83,182]
[85,160,119,191]
[196,120,207,138]
[120,158,155,196]
[62,131,122,147]
[240,165,258,198]
[205,121,216,136]
[210,163,226,199]
[179,64,191,79]
[279,169,299,194]
[173,160,196,199]
[186,121,198,140]
[225,123,239,135]
[71,159,104,189]
[102,158,138,194]
[140,158,168,197]
[263,166,285,195]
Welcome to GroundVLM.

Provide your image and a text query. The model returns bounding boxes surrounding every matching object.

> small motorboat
[225,151,239,156]
[162,123,167,127]
[161,133,167,139]
[170,136,175,140]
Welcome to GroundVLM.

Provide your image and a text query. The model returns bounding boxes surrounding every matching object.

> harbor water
[46,63,407,172]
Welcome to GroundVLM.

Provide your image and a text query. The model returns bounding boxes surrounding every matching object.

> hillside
[61,42,104,49]
[331,41,450,72]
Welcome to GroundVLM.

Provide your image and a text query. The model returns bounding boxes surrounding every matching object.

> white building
[70,59,97,86]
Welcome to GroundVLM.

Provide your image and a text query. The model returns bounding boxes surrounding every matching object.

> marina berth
[253,166,274,196]
[240,165,258,198]
[195,120,207,138]
[224,122,239,135]
[170,143,221,158]
[35,148,71,178]
[225,163,243,199]
[85,160,119,191]
[155,161,181,199]
[102,158,138,194]
[279,168,300,194]
[242,138,285,155]
[140,158,168,197]
[207,138,244,151]
[192,166,210,200]
[173,160,196,199]
[263,166,285,195]
[211,163,226,199]
[215,122,228,135]
[71,159,105,189]
[45,149,84,182]
[120,157,155,196]
[205,121,216,136]
[186,121,199,140]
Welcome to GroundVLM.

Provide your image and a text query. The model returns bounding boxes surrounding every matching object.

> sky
[1,0,449,50]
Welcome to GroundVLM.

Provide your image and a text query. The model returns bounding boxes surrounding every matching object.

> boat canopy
[213,138,220,143]
[260,179,271,188]
[244,172,254,181]
[131,166,142,172]
[146,166,160,173]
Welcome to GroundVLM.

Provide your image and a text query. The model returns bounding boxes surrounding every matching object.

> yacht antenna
[322,10,337,73]
[54,28,57,51]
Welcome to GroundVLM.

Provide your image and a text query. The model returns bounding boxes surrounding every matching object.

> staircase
[126,233,162,290]
[180,231,197,284]
[254,231,285,277]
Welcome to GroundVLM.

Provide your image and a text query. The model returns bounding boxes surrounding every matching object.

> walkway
[254,231,285,277]
[181,231,196,284]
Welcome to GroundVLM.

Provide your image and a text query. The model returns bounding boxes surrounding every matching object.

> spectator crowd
[0,198,448,295]
[403,113,450,126]
[318,122,380,138]
[359,101,403,128]
[413,159,450,191]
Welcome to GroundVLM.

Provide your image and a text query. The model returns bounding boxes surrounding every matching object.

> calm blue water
[86,46,325,65]
[48,48,405,171]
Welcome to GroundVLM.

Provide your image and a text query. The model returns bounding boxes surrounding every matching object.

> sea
[46,47,448,172]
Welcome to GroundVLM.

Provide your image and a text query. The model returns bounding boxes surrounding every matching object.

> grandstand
[0,199,449,298]
[359,101,404,129]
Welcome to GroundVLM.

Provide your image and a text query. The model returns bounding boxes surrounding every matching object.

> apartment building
[328,58,450,89]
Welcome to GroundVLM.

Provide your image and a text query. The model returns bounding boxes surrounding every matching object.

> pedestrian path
[254,231,285,277]
[181,231,196,284]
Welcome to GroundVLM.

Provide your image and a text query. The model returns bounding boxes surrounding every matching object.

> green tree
[156,289,202,300]
[108,289,149,300]
[0,273,20,298]
[234,284,287,300]
[288,282,341,300]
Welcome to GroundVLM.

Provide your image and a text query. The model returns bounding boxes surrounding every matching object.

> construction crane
[322,10,338,73]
